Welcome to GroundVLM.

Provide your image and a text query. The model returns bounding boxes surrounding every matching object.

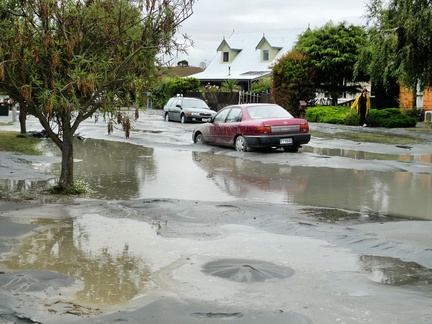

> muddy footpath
[0,112,432,324]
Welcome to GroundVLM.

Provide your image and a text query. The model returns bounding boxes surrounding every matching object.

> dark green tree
[0,0,195,191]
[177,60,189,67]
[150,76,200,108]
[365,0,432,92]
[272,50,316,117]
[295,22,369,104]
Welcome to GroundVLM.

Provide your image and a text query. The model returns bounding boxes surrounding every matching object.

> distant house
[189,29,306,91]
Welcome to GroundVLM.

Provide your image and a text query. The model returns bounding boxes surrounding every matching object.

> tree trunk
[19,108,27,135]
[57,126,74,189]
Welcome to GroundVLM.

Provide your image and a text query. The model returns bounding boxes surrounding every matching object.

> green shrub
[150,76,200,108]
[344,110,360,126]
[368,108,417,128]
[305,106,350,124]
[305,106,417,128]
[403,107,422,121]
[250,77,272,94]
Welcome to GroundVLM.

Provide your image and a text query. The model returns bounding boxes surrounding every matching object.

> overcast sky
[172,0,369,67]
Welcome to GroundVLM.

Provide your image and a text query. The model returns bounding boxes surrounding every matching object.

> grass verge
[0,131,43,155]
[311,131,424,145]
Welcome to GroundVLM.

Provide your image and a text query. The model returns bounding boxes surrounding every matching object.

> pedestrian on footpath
[351,87,370,127]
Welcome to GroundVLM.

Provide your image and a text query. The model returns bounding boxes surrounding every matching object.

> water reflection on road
[0,216,153,305]
[191,152,431,220]
[36,139,432,220]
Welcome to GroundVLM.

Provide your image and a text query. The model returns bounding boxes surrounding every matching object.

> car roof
[171,97,203,101]
[220,103,279,109]
[238,103,277,107]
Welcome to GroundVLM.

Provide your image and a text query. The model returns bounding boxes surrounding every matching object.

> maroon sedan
[192,103,310,152]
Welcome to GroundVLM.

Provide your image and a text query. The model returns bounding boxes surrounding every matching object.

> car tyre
[164,113,170,122]
[181,114,186,124]
[235,135,249,152]
[194,133,205,144]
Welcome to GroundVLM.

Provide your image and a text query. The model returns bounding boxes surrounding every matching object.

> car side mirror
[176,104,182,109]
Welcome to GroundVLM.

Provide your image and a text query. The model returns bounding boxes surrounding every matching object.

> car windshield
[246,105,293,119]
[183,99,210,109]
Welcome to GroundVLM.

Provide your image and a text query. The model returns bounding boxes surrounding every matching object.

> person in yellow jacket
[351,87,370,127]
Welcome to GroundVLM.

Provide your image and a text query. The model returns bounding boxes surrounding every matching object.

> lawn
[0,131,43,155]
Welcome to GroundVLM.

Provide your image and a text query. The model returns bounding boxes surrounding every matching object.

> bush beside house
[306,106,417,128]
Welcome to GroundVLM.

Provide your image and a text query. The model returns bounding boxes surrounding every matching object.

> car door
[170,98,182,121]
[208,107,231,144]
[219,107,243,145]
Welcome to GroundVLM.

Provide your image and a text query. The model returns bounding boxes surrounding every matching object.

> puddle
[0,217,152,305]
[5,138,432,220]
[191,152,432,220]
[0,178,57,199]
[358,255,432,287]
[302,146,432,163]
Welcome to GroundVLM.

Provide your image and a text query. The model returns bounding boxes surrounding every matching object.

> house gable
[189,29,306,90]
[217,43,239,64]
[255,36,283,63]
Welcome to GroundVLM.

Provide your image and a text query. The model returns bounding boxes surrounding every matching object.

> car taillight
[256,126,271,134]
[300,123,309,132]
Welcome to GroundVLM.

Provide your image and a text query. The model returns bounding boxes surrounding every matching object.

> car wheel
[283,146,299,153]
[164,113,169,122]
[181,114,185,124]
[194,133,205,144]
[235,135,248,152]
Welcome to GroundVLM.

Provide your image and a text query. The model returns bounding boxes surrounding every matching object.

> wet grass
[302,207,417,224]
[311,131,424,145]
[0,131,43,155]
[303,208,394,224]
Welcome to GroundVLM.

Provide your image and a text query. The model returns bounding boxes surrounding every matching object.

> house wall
[422,88,432,111]
[399,86,414,111]
[399,85,432,111]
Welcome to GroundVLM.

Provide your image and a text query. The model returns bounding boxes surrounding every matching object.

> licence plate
[202,118,210,122]
[280,138,293,144]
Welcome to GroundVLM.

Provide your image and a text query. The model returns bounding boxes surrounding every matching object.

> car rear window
[182,99,210,109]
[247,105,293,119]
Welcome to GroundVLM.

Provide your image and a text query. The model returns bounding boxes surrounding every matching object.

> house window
[262,50,269,61]
[223,51,229,62]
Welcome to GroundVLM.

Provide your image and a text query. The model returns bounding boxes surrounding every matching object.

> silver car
[163,97,216,123]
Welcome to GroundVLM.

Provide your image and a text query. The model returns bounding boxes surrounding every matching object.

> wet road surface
[0,112,431,323]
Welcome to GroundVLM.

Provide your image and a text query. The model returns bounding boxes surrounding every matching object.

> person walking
[351,88,371,127]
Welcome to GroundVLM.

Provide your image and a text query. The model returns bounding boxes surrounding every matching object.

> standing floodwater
[13,138,430,220]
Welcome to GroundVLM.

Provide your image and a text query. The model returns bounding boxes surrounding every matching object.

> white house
[189,29,306,91]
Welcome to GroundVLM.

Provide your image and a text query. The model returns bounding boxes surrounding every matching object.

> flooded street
[0,113,432,323]
[10,137,432,220]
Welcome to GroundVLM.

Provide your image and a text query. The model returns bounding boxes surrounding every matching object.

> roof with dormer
[189,28,306,84]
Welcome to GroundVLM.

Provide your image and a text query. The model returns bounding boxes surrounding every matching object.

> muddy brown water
[2,138,430,220]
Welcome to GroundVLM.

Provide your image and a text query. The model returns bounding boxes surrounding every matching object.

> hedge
[305,106,417,128]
